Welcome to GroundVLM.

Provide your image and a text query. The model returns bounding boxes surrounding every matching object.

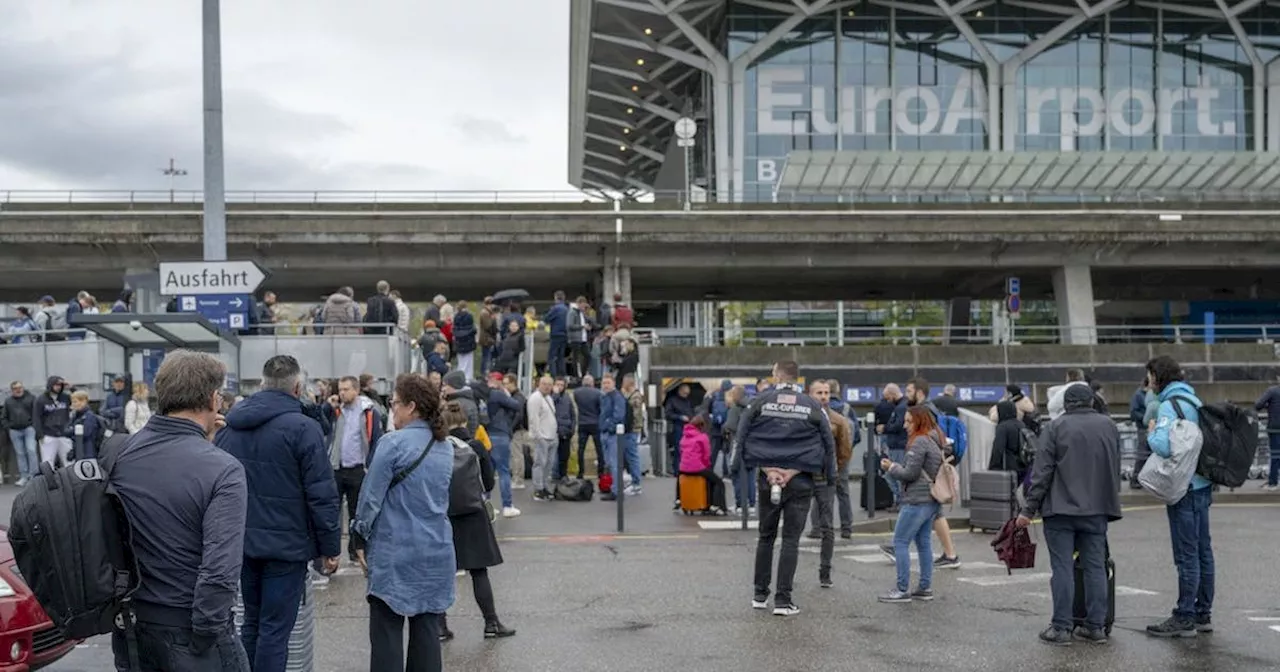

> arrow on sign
[229,297,244,309]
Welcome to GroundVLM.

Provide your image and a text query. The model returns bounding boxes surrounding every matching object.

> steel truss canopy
[778,150,1280,200]
[69,313,238,350]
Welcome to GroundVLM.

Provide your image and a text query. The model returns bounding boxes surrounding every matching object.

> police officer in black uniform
[733,361,836,617]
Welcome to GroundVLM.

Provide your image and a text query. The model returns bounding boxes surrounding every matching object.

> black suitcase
[861,451,894,511]
[969,470,1018,532]
[1073,551,1116,635]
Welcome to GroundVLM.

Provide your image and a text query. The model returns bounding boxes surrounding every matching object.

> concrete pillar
[1052,265,1097,345]
[124,266,163,314]
[602,260,631,307]
[944,298,973,344]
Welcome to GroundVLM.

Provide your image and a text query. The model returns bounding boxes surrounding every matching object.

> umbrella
[492,289,530,304]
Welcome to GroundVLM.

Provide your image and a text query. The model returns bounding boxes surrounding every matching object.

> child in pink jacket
[678,416,727,512]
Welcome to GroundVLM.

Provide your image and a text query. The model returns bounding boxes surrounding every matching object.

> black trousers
[368,595,442,672]
[576,425,600,477]
[555,436,572,481]
[440,568,498,633]
[336,466,365,559]
[753,473,815,606]
[113,618,249,672]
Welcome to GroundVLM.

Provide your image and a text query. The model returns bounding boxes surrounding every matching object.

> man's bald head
[883,383,902,400]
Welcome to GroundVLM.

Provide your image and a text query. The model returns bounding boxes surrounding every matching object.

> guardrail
[4,188,1278,205]
[240,324,411,390]
[649,323,1280,347]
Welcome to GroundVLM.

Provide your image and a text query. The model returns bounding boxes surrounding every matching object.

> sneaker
[532,491,552,502]
[934,555,962,570]
[624,485,642,496]
[15,477,27,487]
[772,603,801,616]
[748,506,757,515]
[1195,616,1214,633]
[840,530,853,540]
[819,576,833,589]
[910,588,934,601]
[1146,616,1198,638]
[501,506,522,518]
[1263,484,1279,492]
[1073,626,1108,644]
[512,482,526,490]
[751,595,769,610]
[805,531,822,540]
[600,493,617,501]
[484,620,516,638]
[877,589,912,604]
[878,543,895,561]
[1039,626,1072,646]
[439,627,455,642]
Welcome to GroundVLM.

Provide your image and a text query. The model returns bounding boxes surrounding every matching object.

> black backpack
[7,435,141,640]
[1171,396,1257,488]
[1017,427,1039,470]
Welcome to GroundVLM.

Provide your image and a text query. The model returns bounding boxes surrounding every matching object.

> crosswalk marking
[698,520,758,530]
[959,573,1053,587]
[1114,586,1159,596]
[1248,617,1280,622]
[1271,626,1280,634]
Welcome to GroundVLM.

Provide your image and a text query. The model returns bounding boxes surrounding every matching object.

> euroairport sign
[159,260,267,297]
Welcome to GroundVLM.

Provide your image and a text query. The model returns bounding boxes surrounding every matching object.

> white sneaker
[512,482,526,490]
[501,506,522,518]
[624,485,642,496]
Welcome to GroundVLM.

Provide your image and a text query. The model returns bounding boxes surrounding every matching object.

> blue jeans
[8,427,37,480]
[599,433,616,480]
[1043,514,1109,631]
[892,502,939,592]
[1168,486,1215,621]
[490,433,514,508]
[1268,432,1280,487]
[239,558,308,672]
[615,433,642,494]
[885,449,906,502]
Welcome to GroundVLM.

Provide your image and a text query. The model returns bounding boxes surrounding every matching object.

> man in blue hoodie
[707,380,733,475]
[216,355,341,672]
[541,291,569,378]
[1144,355,1214,639]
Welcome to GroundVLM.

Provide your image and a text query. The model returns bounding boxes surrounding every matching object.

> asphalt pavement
[13,480,1280,672]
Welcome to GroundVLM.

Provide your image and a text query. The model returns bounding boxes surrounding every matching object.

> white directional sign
[159,260,267,296]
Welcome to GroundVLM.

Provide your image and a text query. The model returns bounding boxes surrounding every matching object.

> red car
[0,529,78,671]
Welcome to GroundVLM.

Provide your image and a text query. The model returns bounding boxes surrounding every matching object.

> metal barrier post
[865,412,877,519]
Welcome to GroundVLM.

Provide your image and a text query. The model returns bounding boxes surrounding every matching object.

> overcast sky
[0,0,571,194]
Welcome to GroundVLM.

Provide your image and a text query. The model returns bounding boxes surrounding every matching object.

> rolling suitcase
[860,450,894,511]
[679,474,709,513]
[1073,549,1116,635]
[969,470,1018,532]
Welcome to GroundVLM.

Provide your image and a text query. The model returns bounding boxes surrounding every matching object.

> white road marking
[1247,617,1280,622]
[845,553,904,563]
[961,561,1012,571]
[1114,586,1159,596]
[959,573,1053,587]
[698,520,758,530]
[1271,626,1280,634]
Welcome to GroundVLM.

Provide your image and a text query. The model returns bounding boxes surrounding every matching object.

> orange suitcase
[679,474,708,513]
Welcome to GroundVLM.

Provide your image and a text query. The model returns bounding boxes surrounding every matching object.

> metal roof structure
[568,0,729,196]
[69,313,238,350]
[777,150,1280,200]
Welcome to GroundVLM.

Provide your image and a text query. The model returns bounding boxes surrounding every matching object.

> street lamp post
[202,0,227,261]
[161,158,188,203]
[674,117,696,211]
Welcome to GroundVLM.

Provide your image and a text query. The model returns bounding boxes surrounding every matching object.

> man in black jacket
[363,280,398,336]
[734,361,836,617]
[3,381,39,485]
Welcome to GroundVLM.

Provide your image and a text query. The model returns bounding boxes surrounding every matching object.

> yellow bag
[475,424,492,451]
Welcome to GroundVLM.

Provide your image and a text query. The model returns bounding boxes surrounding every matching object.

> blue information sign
[177,294,252,332]
[844,386,878,404]
[932,384,1029,404]
[141,349,166,387]
[224,372,240,395]
[1007,276,1021,295]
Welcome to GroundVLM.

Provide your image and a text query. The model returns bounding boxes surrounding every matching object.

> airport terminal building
[569,0,1280,203]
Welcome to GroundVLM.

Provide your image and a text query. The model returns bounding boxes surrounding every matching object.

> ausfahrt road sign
[160,260,266,296]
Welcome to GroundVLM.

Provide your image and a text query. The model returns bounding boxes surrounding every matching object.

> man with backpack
[707,380,733,475]
[1143,355,1215,639]
[112,351,250,669]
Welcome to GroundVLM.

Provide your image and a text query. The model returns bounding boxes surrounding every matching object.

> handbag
[479,456,498,523]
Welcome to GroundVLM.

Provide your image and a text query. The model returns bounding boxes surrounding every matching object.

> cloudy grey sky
[0,0,571,194]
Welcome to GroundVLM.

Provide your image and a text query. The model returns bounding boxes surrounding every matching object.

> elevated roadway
[2,200,1278,301]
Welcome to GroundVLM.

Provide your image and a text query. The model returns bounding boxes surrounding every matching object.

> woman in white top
[124,382,152,434]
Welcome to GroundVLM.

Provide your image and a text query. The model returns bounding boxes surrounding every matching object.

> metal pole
[836,300,845,347]
[615,430,625,533]
[202,0,228,262]
[683,144,693,211]
[865,413,876,519]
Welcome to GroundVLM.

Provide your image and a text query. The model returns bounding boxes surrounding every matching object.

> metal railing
[239,324,412,389]
[649,323,1280,347]
[5,188,1279,206]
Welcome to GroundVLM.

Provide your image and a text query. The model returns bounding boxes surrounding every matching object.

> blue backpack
[936,414,968,462]
[709,392,729,428]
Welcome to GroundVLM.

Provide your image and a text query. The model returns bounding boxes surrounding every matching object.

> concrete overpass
[2,201,1278,331]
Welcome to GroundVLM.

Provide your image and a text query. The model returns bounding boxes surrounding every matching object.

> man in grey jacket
[1017,384,1123,647]
[109,351,250,670]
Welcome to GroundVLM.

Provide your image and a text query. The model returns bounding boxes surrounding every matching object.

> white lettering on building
[756,66,1235,146]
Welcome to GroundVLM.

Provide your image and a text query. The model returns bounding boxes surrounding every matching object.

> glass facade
[729,3,1280,202]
